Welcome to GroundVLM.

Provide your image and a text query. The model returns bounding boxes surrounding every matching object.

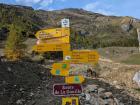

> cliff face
[0,3,140,48]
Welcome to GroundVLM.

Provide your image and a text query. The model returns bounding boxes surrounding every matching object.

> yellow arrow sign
[63,50,99,64]
[36,36,70,44]
[35,28,70,43]
[50,62,70,76]
[32,43,70,52]
[65,75,85,84]
[50,69,69,76]
[62,97,79,105]
[52,62,70,70]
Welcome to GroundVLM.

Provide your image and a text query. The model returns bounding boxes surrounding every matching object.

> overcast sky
[0,0,140,19]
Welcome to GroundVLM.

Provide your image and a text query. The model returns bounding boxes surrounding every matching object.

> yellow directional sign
[50,62,70,76]
[63,50,99,64]
[65,75,85,84]
[35,28,70,43]
[51,69,69,76]
[62,97,79,105]
[32,43,70,52]
[52,62,70,70]
[37,37,70,44]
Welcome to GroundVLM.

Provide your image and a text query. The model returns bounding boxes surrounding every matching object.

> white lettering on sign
[53,84,82,96]
[62,86,74,90]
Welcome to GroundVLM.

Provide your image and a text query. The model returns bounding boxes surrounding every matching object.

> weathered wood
[137,28,140,52]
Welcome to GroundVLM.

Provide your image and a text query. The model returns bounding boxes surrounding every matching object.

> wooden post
[137,28,140,53]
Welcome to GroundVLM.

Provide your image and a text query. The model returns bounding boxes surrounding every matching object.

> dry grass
[122,54,140,65]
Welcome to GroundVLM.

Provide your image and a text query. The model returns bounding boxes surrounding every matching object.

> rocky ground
[0,60,63,105]
[0,57,139,105]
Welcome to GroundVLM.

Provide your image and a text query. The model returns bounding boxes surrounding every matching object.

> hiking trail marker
[35,28,70,42]
[61,18,70,28]
[51,62,70,76]
[33,19,100,105]
[53,84,82,96]
[62,97,79,105]
[32,43,70,52]
[65,75,85,84]
[63,50,99,64]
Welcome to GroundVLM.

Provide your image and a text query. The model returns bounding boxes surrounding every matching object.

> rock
[16,99,25,105]
[115,85,121,89]
[89,96,98,105]
[121,24,131,32]
[114,98,119,105]
[85,93,91,101]
[104,92,113,98]
[98,88,105,93]
[27,100,36,105]
[113,81,118,85]
[19,88,24,91]
[103,98,115,105]
[7,67,12,71]
[133,71,140,87]
[87,85,98,92]
[30,92,34,97]
[2,80,6,84]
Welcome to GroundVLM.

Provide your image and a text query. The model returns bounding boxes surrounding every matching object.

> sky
[0,0,140,19]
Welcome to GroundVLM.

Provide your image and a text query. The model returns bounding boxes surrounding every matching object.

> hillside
[0,3,140,48]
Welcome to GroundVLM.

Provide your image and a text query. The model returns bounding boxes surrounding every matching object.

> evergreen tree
[5,24,26,60]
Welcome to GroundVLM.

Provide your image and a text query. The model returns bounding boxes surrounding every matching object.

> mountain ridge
[0,3,140,48]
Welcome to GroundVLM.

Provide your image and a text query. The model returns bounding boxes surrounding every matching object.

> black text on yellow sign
[35,28,70,43]
[32,43,70,52]
[63,50,99,64]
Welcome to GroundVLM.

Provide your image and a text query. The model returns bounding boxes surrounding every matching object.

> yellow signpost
[65,75,85,84]
[52,62,70,70]
[32,43,70,52]
[32,19,100,105]
[50,62,70,76]
[51,69,69,76]
[35,28,70,43]
[37,37,70,44]
[62,97,79,105]
[63,50,99,64]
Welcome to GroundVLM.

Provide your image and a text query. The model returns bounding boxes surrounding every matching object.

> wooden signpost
[137,28,140,52]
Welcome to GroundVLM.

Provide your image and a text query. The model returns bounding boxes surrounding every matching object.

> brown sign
[53,84,82,96]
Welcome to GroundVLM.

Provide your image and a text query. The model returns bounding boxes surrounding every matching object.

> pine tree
[5,24,26,60]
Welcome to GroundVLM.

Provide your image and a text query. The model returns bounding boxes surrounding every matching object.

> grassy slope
[122,54,140,65]
[0,4,140,49]
[97,47,140,65]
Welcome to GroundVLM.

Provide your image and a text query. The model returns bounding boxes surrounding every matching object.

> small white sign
[65,56,71,60]
[61,19,70,28]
